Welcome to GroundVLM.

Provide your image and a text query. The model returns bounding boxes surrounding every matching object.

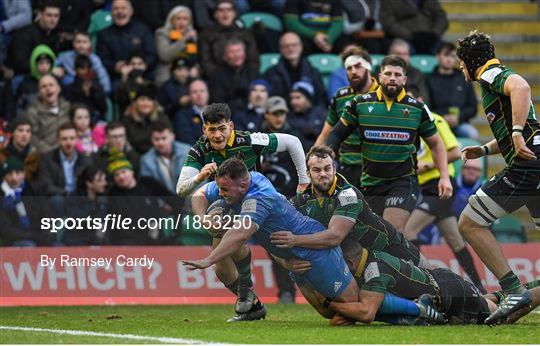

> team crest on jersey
[486,112,496,124]
[402,108,411,117]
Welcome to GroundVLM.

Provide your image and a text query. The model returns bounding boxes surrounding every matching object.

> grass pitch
[1,304,539,344]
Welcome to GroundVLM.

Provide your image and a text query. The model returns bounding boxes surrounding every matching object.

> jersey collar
[376,87,407,111]
[219,131,237,156]
[475,58,501,80]
[369,77,379,92]
[311,175,338,197]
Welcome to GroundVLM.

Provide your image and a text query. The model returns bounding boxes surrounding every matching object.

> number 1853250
[185,214,252,230]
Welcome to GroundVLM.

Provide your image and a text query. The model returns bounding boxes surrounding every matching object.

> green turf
[1,305,539,344]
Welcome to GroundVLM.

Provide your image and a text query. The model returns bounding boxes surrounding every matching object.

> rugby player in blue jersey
[183,158,447,325]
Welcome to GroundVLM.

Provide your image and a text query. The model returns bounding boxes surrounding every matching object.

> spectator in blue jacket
[158,57,193,120]
[452,158,484,217]
[140,121,190,194]
[232,79,270,132]
[54,31,111,94]
[263,32,327,108]
[96,0,156,83]
[173,79,208,145]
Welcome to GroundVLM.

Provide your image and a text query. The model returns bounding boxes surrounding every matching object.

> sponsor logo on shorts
[386,196,405,207]
[364,130,410,141]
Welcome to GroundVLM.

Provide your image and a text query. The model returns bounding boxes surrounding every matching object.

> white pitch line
[0,326,227,344]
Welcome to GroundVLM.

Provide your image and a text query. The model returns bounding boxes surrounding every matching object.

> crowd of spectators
[0,0,485,248]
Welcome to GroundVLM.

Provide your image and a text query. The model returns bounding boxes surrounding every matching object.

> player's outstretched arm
[273,133,310,189]
[183,221,258,270]
[329,290,385,324]
[270,216,354,249]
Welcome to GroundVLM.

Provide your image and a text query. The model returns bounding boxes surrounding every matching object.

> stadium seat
[240,12,282,32]
[410,55,438,74]
[455,137,488,179]
[369,54,384,73]
[259,53,280,74]
[307,54,342,87]
[490,215,526,243]
[88,10,112,48]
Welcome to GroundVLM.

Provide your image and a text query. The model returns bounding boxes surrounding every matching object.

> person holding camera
[113,52,153,115]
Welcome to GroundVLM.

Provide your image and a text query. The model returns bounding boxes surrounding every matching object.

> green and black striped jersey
[290,174,404,251]
[341,88,438,187]
[326,78,379,166]
[183,131,279,176]
[477,59,540,169]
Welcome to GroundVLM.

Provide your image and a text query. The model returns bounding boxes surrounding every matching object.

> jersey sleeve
[360,262,395,294]
[340,96,358,127]
[250,132,279,155]
[436,116,459,150]
[204,182,220,204]
[326,97,339,126]
[239,197,273,229]
[480,66,513,95]
[418,104,438,139]
[183,144,205,170]
[333,187,363,222]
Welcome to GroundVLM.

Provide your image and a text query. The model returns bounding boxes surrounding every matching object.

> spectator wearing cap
[63,55,108,120]
[96,0,156,83]
[174,79,209,145]
[155,5,198,86]
[107,148,181,245]
[233,79,270,132]
[54,31,111,94]
[140,121,190,193]
[288,81,326,149]
[6,0,61,75]
[37,123,92,216]
[158,57,194,120]
[16,44,56,113]
[0,118,40,182]
[264,32,327,108]
[0,156,49,246]
[25,74,71,153]
[122,85,172,154]
[259,95,301,303]
[208,37,259,114]
[114,52,153,115]
[198,0,259,77]
[427,41,478,139]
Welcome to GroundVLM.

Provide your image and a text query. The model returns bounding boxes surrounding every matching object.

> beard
[350,70,369,91]
[381,83,404,98]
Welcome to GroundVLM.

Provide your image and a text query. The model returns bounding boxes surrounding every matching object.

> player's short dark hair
[341,46,371,64]
[436,41,456,55]
[216,158,249,181]
[106,121,126,134]
[202,103,231,124]
[380,55,407,72]
[150,121,173,133]
[57,122,77,137]
[306,146,336,167]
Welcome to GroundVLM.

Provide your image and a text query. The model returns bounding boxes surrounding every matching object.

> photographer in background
[113,52,152,115]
